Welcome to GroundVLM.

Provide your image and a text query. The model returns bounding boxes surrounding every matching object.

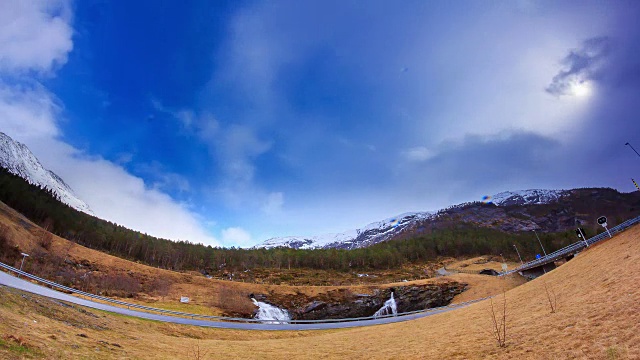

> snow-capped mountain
[489,189,567,206]
[254,189,574,250]
[0,132,93,215]
[257,212,434,250]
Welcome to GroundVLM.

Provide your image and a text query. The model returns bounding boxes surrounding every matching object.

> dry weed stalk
[189,340,208,360]
[488,291,507,348]
[543,281,558,313]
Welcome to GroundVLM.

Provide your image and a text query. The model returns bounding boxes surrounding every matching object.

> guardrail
[0,261,487,325]
[502,215,640,276]
[444,268,499,276]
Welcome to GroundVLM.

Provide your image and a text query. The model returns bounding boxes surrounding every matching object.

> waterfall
[373,292,398,318]
[251,298,291,324]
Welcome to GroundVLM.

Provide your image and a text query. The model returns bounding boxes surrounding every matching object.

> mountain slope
[0,132,93,215]
[258,212,434,250]
[489,189,566,206]
[256,188,640,250]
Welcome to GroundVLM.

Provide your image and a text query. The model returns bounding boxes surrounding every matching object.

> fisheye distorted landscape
[0,1,640,359]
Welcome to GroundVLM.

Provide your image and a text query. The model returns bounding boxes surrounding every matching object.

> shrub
[0,224,20,264]
[38,231,53,250]
[210,282,255,316]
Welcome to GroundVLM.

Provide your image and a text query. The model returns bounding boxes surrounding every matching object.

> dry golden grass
[450,273,525,304]
[446,256,520,273]
[2,200,638,359]
[1,222,638,359]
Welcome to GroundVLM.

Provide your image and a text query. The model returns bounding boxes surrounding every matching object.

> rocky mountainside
[0,132,93,215]
[255,188,640,250]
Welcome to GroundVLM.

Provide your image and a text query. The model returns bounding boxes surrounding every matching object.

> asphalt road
[0,270,463,330]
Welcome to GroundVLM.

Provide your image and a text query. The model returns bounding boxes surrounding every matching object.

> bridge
[502,215,640,278]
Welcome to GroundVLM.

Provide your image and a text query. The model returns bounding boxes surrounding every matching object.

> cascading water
[251,298,291,324]
[373,292,398,318]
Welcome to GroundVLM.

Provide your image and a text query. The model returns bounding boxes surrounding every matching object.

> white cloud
[150,99,277,213]
[403,146,435,162]
[0,0,73,73]
[0,2,219,247]
[262,191,284,215]
[217,124,272,185]
[135,161,191,194]
[35,139,218,245]
[221,227,252,247]
[0,82,60,140]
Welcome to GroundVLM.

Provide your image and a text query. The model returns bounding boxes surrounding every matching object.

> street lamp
[18,253,29,278]
[533,229,547,256]
[626,142,640,158]
[513,244,524,265]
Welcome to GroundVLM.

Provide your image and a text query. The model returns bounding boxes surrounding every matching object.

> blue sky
[1,0,640,247]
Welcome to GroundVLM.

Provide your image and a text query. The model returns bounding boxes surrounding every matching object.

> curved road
[0,271,468,330]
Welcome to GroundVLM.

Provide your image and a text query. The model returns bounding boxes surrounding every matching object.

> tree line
[0,167,579,273]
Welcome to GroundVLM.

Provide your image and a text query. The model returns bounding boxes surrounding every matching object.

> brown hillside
[0,200,519,317]
[0,215,638,358]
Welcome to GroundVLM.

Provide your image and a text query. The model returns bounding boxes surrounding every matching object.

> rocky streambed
[251,280,467,320]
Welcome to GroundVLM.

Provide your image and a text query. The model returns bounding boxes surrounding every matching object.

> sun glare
[570,81,592,97]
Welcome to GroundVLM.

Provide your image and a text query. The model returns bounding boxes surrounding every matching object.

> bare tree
[488,291,508,348]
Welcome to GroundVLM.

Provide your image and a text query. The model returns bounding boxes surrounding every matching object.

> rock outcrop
[254,280,467,320]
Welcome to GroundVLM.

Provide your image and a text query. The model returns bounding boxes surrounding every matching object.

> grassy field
[0,219,638,358]
[445,256,520,273]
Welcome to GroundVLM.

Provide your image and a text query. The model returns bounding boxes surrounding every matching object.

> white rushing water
[251,298,291,324]
[373,292,398,318]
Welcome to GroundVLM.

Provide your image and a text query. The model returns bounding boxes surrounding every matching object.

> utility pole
[626,142,640,158]
[513,244,524,265]
[533,229,547,256]
[576,228,590,248]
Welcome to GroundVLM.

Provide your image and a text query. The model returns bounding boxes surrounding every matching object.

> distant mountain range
[2,131,638,251]
[255,188,640,250]
[0,132,93,215]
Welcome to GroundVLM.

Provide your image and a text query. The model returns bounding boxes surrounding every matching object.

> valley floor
[1,224,638,359]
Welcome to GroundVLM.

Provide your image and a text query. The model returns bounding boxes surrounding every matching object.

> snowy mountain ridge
[489,189,568,206]
[255,189,568,250]
[257,212,435,250]
[0,132,94,215]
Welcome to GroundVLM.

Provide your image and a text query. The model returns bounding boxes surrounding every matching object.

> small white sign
[180,296,190,303]
[501,263,508,271]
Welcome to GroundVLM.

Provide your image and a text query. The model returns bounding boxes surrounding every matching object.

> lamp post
[18,253,29,278]
[626,142,640,158]
[513,244,524,265]
[533,229,547,256]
